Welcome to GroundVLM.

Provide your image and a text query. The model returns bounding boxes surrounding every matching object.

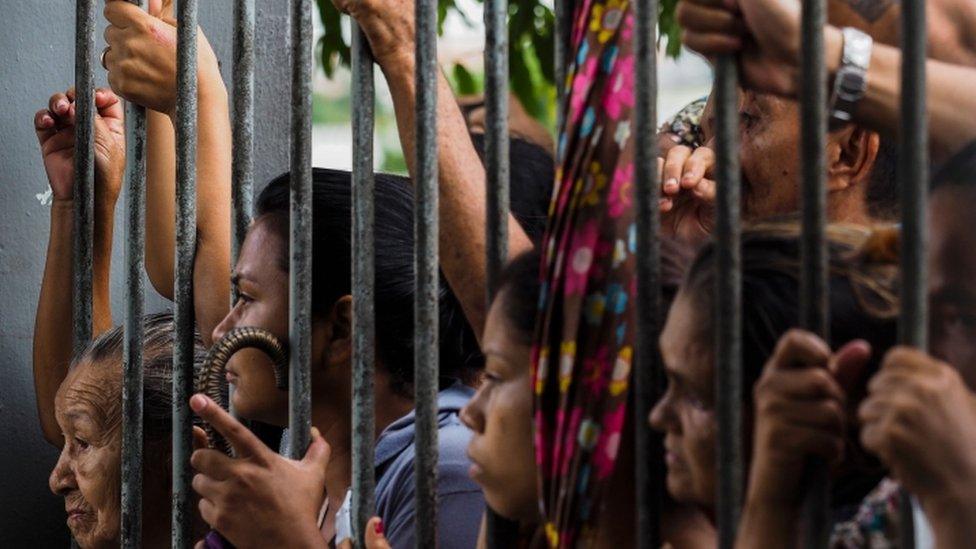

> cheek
[680,408,717,494]
[76,446,122,542]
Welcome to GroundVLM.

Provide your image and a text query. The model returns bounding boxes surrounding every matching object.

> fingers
[760,395,846,432]
[48,92,70,118]
[677,0,743,34]
[194,542,205,549]
[302,427,332,473]
[198,497,218,528]
[768,329,831,371]
[758,367,845,403]
[192,472,225,500]
[681,145,715,189]
[190,448,237,480]
[364,517,391,549]
[682,30,743,57]
[104,1,144,28]
[94,88,124,124]
[192,426,210,452]
[190,394,268,461]
[34,109,57,141]
[829,340,872,394]
[662,146,692,196]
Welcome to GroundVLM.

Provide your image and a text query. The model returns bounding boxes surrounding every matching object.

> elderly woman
[32,88,208,547]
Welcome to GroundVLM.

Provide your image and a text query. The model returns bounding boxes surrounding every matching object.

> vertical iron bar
[484,0,509,299]
[350,23,377,548]
[172,0,199,545]
[232,0,255,289]
[288,0,314,459]
[899,0,927,546]
[73,0,95,355]
[713,55,742,549]
[120,5,148,549]
[799,0,830,545]
[553,0,573,136]
[414,0,439,542]
[483,0,513,542]
[633,0,661,545]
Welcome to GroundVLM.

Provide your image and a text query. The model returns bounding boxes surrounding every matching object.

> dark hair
[932,140,976,192]
[866,133,899,220]
[492,250,543,346]
[256,162,552,393]
[75,312,207,446]
[682,222,899,399]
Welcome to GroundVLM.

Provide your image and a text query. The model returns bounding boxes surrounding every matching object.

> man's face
[736,91,805,220]
[929,186,976,388]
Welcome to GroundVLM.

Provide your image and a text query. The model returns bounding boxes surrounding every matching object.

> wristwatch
[829,27,873,131]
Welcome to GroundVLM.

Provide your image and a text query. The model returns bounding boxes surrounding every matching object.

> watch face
[836,67,867,102]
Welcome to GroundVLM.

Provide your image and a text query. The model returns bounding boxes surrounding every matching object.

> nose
[648,389,672,434]
[212,306,238,343]
[49,445,77,496]
[459,389,486,434]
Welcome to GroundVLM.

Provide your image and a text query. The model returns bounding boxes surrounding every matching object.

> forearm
[145,108,177,299]
[824,28,976,163]
[93,198,116,335]
[33,201,76,446]
[191,75,232,345]
[379,54,533,337]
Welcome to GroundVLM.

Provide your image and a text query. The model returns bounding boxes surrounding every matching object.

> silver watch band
[829,27,873,130]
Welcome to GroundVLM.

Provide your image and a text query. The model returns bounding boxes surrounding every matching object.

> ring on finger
[100,47,111,70]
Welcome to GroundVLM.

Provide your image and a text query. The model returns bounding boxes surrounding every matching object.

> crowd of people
[28,0,976,546]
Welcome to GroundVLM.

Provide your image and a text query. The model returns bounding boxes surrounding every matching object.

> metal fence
[66,0,930,546]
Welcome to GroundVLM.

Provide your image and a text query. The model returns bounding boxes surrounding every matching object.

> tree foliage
[315,0,682,123]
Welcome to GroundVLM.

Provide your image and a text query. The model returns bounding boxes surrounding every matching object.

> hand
[103,0,220,117]
[329,0,416,67]
[658,139,717,245]
[336,517,391,549]
[34,87,126,204]
[859,348,976,512]
[189,394,331,549]
[677,0,841,96]
[746,331,871,507]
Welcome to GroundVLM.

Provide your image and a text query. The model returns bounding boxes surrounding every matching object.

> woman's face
[460,294,539,521]
[649,292,717,508]
[212,219,291,425]
[49,360,122,548]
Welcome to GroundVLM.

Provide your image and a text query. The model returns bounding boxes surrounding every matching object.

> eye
[236,293,254,306]
[74,437,91,452]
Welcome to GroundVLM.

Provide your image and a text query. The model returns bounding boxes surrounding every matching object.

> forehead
[55,360,115,419]
[238,218,287,275]
[930,186,976,289]
[482,294,530,373]
[660,292,711,378]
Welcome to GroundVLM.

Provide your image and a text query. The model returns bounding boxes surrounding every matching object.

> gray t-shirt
[373,382,485,549]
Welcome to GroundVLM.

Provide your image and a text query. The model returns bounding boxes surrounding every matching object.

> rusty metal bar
[799,0,830,545]
[171,0,198,544]
[898,0,928,545]
[120,4,148,548]
[172,0,199,545]
[73,0,95,354]
[633,0,661,545]
[414,0,440,541]
[553,0,573,138]
[713,55,742,549]
[350,22,377,547]
[484,0,509,300]
[288,0,314,459]
[232,0,255,290]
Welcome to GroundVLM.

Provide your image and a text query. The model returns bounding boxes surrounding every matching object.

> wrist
[51,198,74,212]
[375,45,416,74]
[825,26,844,80]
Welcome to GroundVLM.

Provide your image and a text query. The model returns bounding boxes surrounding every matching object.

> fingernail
[311,426,321,438]
[668,134,682,143]
[375,519,384,535]
[56,100,68,113]
[189,394,208,412]
[664,178,678,192]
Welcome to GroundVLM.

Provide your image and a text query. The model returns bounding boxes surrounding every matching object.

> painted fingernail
[375,519,384,535]
[189,394,208,412]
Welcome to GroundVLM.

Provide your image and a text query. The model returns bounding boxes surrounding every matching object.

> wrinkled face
[736,91,805,220]
[649,292,717,508]
[49,360,122,548]
[212,218,291,425]
[460,293,539,521]
[929,186,976,389]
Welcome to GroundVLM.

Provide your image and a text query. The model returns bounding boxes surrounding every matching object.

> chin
[666,475,696,505]
[230,391,286,426]
[485,491,537,524]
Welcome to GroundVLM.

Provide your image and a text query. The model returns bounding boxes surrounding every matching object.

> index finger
[189,394,268,461]
[104,0,144,28]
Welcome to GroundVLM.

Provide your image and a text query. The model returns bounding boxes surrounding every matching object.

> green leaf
[452,63,481,95]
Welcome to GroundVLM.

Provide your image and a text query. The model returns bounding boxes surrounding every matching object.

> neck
[827,190,873,226]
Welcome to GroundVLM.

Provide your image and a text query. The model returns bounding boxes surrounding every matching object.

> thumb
[302,427,332,471]
[830,339,872,395]
[364,517,391,549]
[148,0,162,16]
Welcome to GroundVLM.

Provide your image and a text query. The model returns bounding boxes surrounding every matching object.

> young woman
[650,222,900,545]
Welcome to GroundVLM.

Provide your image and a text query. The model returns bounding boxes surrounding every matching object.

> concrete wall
[0,1,291,543]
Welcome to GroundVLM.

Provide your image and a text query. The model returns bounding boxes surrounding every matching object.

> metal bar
[414,0,439,541]
[232,0,255,289]
[120,5,148,549]
[172,0,199,545]
[633,0,661,545]
[553,0,573,137]
[288,0,314,460]
[73,0,95,354]
[350,23,377,548]
[713,55,742,549]
[483,0,509,301]
[899,0,928,546]
[798,0,830,545]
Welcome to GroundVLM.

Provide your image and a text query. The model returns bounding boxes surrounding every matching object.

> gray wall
[0,2,292,543]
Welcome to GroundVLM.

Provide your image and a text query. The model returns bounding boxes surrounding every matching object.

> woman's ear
[321,295,353,368]
[826,126,881,193]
